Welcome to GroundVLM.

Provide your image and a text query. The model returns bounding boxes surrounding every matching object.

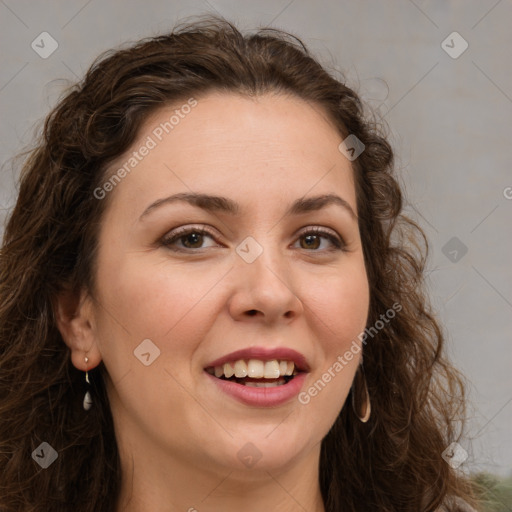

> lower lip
[205,371,308,407]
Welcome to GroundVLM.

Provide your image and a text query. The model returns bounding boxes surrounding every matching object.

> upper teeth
[209,359,296,379]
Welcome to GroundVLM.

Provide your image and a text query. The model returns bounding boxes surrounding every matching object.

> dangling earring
[352,363,371,423]
[83,356,92,411]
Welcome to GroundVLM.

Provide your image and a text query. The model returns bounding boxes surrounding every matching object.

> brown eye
[181,232,205,249]
[295,227,344,252]
[161,227,218,251]
[300,234,321,250]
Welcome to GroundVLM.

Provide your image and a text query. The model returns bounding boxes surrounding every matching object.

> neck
[114,430,325,512]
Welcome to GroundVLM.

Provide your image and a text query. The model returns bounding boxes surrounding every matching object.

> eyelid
[294,226,345,250]
[161,225,221,250]
[160,224,346,252]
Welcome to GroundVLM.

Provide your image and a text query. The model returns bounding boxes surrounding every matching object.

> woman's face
[87,91,369,475]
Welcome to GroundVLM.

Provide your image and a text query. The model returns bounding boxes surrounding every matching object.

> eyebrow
[139,192,357,221]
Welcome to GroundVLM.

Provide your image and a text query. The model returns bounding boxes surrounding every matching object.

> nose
[227,242,304,324]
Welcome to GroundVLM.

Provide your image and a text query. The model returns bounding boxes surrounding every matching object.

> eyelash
[161,225,345,253]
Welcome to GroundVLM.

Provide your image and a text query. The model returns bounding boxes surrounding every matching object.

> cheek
[93,255,227,438]
[306,263,370,345]
[93,253,227,367]
[299,263,369,412]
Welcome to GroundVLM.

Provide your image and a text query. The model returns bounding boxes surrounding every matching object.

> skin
[56,91,370,512]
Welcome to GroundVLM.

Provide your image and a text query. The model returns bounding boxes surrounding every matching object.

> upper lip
[205,347,310,372]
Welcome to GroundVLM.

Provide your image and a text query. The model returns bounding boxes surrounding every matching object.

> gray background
[1,0,510,478]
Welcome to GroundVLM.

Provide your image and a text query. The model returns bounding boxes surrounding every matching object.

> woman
[0,15,478,512]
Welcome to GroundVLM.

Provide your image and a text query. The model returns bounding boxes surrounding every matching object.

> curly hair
[0,14,477,512]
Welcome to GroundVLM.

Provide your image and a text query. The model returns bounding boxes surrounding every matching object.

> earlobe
[54,287,102,371]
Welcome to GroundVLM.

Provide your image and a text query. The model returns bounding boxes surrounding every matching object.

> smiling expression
[85,90,370,474]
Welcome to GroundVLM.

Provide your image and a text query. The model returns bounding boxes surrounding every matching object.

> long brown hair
[0,15,477,511]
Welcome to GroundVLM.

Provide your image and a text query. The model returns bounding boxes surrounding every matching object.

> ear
[54,287,102,372]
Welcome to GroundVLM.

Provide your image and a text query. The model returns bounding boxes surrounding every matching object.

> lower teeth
[208,372,295,387]
[243,378,286,388]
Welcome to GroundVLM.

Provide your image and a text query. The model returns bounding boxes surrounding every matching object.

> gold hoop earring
[83,356,92,411]
[351,364,371,423]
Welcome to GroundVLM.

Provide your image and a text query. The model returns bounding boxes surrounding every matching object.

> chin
[221,428,317,473]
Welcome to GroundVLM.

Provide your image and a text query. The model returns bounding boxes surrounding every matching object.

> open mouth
[205,359,300,388]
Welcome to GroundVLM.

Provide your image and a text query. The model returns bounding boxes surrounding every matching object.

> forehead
[102,91,356,216]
